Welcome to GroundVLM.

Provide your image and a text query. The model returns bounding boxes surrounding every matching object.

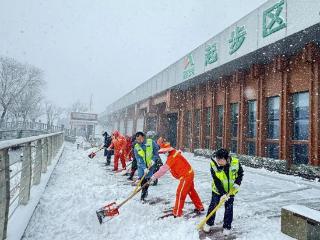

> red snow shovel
[96,164,154,224]
[88,146,104,159]
[96,180,150,224]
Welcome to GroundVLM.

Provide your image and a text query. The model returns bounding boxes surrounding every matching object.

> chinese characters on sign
[263,0,286,38]
[229,26,247,55]
[183,53,195,79]
[197,1,287,71]
[205,44,218,66]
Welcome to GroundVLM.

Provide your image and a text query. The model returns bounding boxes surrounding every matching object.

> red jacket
[109,133,127,153]
[166,150,193,179]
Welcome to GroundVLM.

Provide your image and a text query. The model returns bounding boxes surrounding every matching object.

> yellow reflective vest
[210,157,240,195]
[134,138,153,167]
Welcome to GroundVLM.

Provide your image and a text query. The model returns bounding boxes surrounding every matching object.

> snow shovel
[196,192,232,230]
[96,164,154,224]
[96,180,151,224]
[88,146,104,159]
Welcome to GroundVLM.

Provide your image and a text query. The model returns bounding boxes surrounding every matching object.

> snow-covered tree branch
[0,56,45,126]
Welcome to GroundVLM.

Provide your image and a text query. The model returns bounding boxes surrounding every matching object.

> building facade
[103,0,320,166]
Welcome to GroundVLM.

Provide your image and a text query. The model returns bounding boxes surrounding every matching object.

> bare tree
[9,66,44,123]
[45,102,63,127]
[0,56,45,126]
[10,91,43,123]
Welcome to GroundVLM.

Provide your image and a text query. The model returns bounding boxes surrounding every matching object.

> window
[216,105,224,149]
[231,140,238,154]
[247,100,257,138]
[205,108,211,137]
[205,139,210,149]
[247,142,256,156]
[266,143,279,159]
[194,110,200,149]
[267,96,280,139]
[146,116,157,133]
[216,139,223,150]
[292,92,309,140]
[230,103,239,153]
[292,144,308,165]
[266,96,280,159]
[247,100,256,155]
[184,111,192,148]
[204,108,211,149]
[292,92,309,164]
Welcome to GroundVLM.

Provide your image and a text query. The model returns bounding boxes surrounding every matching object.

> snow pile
[283,205,320,222]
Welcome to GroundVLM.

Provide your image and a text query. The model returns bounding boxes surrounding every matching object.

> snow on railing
[0,121,63,132]
[0,132,64,240]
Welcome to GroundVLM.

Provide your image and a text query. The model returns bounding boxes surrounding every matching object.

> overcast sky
[0,0,267,113]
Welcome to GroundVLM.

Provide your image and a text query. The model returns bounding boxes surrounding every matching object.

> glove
[220,194,230,202]
[144,168,149,175]
[233,183,240,190]
[231,183,240,195]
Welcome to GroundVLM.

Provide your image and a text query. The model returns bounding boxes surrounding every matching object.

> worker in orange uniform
[125,135,133,161]
[108,130,127,171]
[150,142,204,217]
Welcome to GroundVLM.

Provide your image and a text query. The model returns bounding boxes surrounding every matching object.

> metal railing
[0,132,64,240]
[0,121,63,132]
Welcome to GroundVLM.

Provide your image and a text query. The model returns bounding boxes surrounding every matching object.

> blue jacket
[134,139,160,178]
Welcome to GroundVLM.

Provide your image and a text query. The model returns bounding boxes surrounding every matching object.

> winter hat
[113,130,120,138]
[157,137,165,146]
[158,142,174,154]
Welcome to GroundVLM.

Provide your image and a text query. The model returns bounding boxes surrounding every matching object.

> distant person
[107,130,127,171]
[128,135,138,181]
[102,131,113,166]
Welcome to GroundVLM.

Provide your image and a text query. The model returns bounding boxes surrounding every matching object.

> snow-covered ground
[23,143,320,240]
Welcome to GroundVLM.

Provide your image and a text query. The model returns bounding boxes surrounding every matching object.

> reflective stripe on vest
[134,139,153,167]
[210,157,240,194]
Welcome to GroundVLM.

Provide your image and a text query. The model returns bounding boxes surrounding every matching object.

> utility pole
[89,94,93,112]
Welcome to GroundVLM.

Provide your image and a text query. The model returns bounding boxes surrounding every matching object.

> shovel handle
[132,164,154,194]
[117,180,151,209]
[196,193,231,230]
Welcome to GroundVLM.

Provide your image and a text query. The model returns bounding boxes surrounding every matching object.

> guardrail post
[53,136,57,156]
[33,140,42,185]
[19,143,32,205]
[48,137,52,165]
[61,133,64,147]
[41,138,48,173]
[0,149,10,240]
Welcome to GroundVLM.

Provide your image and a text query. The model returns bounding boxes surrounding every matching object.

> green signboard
[205,43,218,66]
[183,53,195,79]
[229,26,247,55]
[263,0,286,37]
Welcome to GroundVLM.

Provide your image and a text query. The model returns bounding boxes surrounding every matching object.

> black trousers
[206,192,234,230]
[131,156,138,171]
[141,178,150,200]
[104,149,113,164]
